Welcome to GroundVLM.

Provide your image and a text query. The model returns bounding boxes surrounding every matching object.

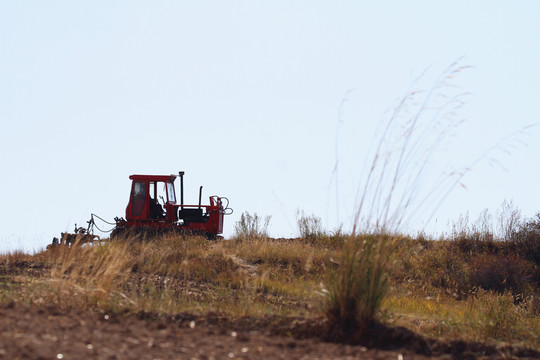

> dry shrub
[469,254,534,295]
[412,241,469,296]
[398,238,539,298]
[514,213,540,266]
[452,236,498,254]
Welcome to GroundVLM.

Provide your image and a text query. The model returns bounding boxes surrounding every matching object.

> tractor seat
[149,199,165,219]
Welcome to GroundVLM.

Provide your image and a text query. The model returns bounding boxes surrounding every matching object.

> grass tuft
[296,210,324,239]
[323,234,397,340]
[322,60,474,341]
[233,211,272,241]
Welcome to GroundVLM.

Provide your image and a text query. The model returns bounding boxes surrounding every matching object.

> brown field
[1,216,539,359]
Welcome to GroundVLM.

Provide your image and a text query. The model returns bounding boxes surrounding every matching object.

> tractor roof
[129,174,177,182]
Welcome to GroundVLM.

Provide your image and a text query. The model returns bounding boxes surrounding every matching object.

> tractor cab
[126,174,178,221]
[119,172,230,238]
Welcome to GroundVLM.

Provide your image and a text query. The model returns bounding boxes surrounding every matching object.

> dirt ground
[0,303,538,360]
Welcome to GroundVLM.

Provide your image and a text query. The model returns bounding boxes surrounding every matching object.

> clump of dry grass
[45,240,134,309]
[296,210,325,239]
[323,234,396,340]
[322,60,474,341]
[233,211,271,241]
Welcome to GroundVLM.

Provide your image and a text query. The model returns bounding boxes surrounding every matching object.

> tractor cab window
[167,182,176,203]
[148,182,166,219]
[133,182,146,198]
[131,181,147,217]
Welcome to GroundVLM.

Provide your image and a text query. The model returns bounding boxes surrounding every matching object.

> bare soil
[0,303,538,360]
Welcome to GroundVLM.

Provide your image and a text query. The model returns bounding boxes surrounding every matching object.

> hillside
[0,222,539,359]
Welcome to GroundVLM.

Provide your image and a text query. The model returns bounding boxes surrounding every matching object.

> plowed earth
[1,303,539,360]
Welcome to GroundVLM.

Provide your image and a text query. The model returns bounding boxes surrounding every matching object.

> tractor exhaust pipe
[179,171,185,209]
[198,186,203,209]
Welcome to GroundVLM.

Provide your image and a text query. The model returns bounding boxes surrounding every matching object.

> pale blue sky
[1,1,539,251]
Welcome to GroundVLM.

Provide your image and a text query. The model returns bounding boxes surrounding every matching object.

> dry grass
[0,235,333,317]
[0,230,538,349]
[385,287,540,346]
[322,234,398,340]
[320,60,477,342]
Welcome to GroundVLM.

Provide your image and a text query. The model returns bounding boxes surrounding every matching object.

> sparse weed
[296,210,324,239]
[497,199,522,241]
[233,211,271,241]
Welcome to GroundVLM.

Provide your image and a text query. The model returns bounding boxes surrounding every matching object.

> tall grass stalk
[324,60,474,340]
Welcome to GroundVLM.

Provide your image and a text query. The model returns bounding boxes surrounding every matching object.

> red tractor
[49,171,232,247]
[111,171,232,239]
